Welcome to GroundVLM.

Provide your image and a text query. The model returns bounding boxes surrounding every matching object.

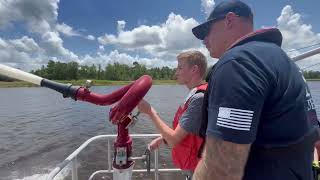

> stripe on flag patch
[217,107,253,131]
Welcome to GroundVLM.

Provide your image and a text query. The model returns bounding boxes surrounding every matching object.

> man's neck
[227,28,253,50]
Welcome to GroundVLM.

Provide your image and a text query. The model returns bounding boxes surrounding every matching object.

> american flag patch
[217,107,253,131]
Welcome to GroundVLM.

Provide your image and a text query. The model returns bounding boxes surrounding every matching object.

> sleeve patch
[217,107,254,131]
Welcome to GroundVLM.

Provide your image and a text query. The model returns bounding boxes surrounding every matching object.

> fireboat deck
[46,134,182,180]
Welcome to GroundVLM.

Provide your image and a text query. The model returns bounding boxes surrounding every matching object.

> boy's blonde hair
[177,50,207,78]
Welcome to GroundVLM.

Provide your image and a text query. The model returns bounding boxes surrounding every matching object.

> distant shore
[0,79,177,88]
[305,79,320,81]
[1,79,319,88]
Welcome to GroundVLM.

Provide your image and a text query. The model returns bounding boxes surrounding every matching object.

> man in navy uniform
[191,1,319,179]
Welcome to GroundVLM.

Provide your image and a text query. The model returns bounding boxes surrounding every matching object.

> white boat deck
[46,134,182,180]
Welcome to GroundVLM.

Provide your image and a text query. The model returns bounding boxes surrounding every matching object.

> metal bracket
[142,148,151,174]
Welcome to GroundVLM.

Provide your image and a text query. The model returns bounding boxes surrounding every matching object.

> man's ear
[225,12,238,29]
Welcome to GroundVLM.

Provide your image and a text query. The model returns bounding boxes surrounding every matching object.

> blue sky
[0,0,319,71]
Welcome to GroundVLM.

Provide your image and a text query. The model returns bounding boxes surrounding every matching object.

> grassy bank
[0,79,177,88]
[306,79,320,81]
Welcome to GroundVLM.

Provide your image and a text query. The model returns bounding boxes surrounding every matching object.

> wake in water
[11,166,69,180]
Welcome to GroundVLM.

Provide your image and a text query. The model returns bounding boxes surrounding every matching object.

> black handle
[143,148,151,174]
[40,79,79,99]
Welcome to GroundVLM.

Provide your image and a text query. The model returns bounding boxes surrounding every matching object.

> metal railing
[46,134,181,180]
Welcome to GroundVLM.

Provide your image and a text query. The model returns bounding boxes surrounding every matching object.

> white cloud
[0,0,59,33]
[0,36,48,71]
[201,0,215,17]
[117,20,126,32]
[86,35,95,40]
[0,35,180,73]
[98,21,162,48]
[98,13,202,59]
[56,23,96,41]
[99,45,105,51]
[0,36,179,72]
[56,23,80,37]
[41,31,78,60]
[278,6,320,51]
[277,5,320,70]
[0,0,82,66]
[9,36,41,53]
[0,0,214,71]
[80,50,177,69]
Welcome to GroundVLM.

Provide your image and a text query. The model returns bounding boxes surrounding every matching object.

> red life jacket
[171,83,207,171]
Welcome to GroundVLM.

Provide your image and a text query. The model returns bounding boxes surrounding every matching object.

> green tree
[30,60,179,81]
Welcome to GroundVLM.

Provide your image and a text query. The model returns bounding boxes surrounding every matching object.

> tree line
[303,70,320,79]
[1,61,320,82]
[28,60,175,81]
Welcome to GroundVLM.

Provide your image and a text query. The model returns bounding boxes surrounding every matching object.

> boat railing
[46,134,182,180]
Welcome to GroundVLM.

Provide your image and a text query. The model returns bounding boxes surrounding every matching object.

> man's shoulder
[214,41,283,77]
[222,41,282,61]
[188,92,204,104]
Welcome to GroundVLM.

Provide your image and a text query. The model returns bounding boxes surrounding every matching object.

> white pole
[291,47,320,62]
[0,64,43,85]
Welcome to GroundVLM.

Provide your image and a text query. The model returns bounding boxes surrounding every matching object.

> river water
[0,82,320,180]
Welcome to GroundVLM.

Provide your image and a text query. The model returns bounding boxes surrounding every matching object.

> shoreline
[0,79,177,88]
[1,79,320,88]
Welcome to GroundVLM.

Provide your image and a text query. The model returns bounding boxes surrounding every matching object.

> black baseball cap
[192,0,253,40]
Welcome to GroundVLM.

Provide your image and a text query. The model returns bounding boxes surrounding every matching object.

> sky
[0,0,320,71]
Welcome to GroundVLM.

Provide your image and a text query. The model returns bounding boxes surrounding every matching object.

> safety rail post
[155,149,159,180]
[108,138,112,172]
[72,156,78,180]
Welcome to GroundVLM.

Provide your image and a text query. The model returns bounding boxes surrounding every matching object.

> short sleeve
[179,93,204,134]
[206,59,270,144]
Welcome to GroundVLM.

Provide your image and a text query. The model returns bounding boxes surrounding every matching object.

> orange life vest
[171,83,207,171]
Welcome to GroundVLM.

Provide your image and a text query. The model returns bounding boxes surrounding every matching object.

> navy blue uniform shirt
[207,31,318,146]
[206,28,318,180]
